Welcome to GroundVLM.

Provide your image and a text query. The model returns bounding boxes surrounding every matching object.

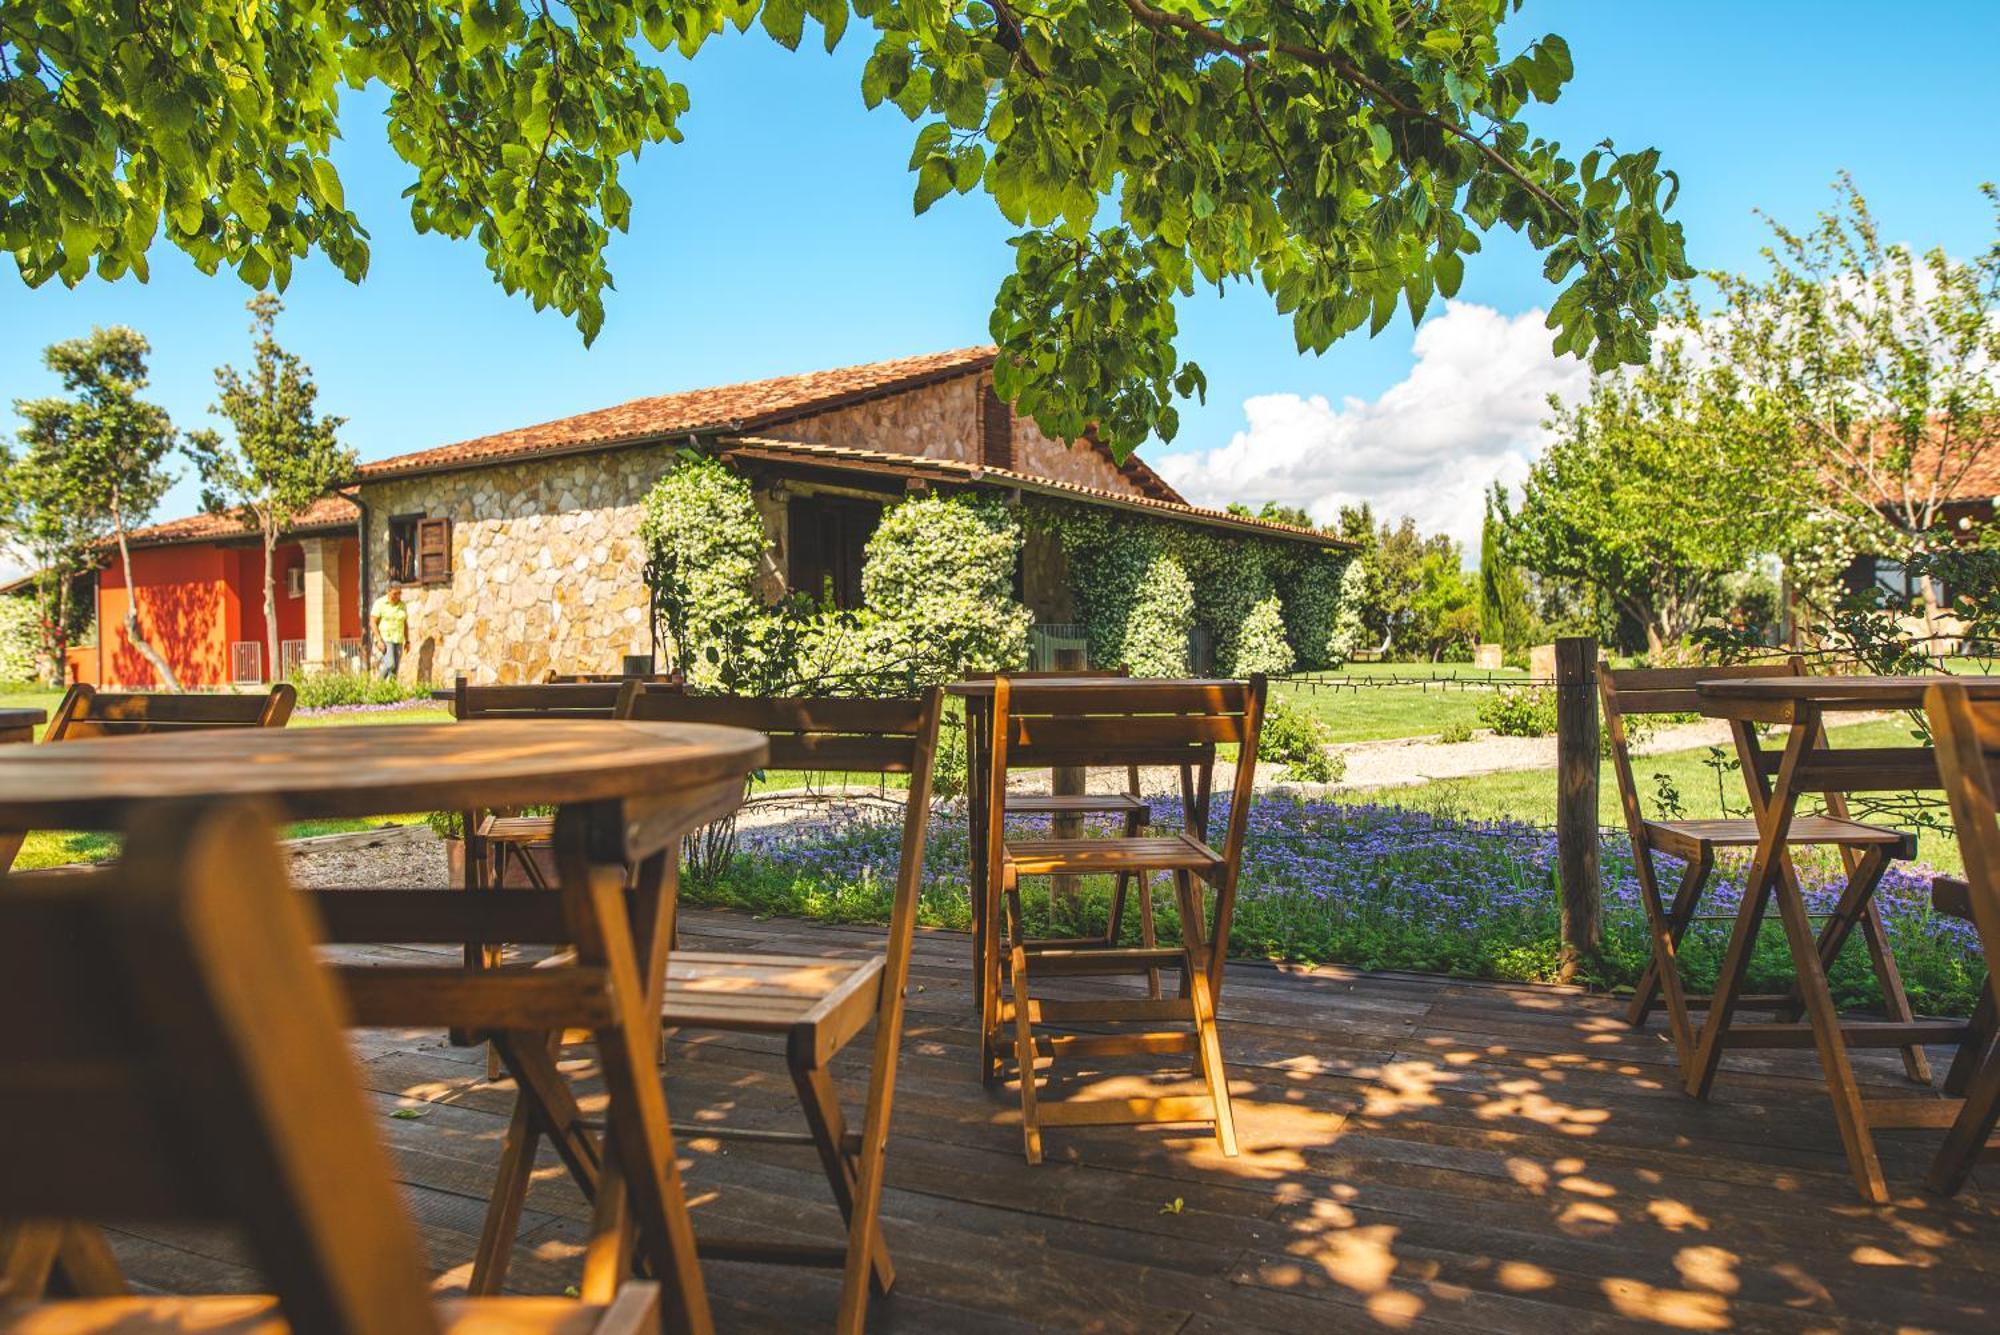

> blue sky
[3,1,1996,546]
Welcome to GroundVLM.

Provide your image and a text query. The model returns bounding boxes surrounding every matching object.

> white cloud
[1155,302,1590,553]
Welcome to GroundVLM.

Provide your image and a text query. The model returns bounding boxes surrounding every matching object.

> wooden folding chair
[964,667,1162,978]
[0,682,296,876]
[0,798,658,1333]
[1603,661,1923,1074]
[1918,683,2000,1194]
[983,676,1266,1164]
[450,679,640,893]
[470,687,942,1335]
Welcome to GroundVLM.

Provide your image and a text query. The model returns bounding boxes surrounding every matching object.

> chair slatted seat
[471,686,943,1335]
[0,683,296,877]
[1916,686,2000,1195]
[982,675,1266,1164]
[1602,659,1925,1076]
[0,800,658,1332]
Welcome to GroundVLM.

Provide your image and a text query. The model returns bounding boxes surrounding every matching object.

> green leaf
[1367,123,1393,166]
[913,159,952,214]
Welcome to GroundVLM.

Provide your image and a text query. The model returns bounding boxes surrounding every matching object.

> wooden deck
[111,909,1995,1331]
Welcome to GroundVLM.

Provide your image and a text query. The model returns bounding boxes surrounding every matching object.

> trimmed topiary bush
[1122,552,1194,676]
[858,492,1032,686]
[639,456,772,692]
[1233,595,1295,676]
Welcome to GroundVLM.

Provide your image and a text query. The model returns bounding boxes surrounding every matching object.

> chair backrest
[0,801,440,1333]
[451,677,630,721]
[44,682,296,741]
[985,675,1268,887]
[545,671,686,686]
[1598,658,1802,841]
[618,686,945,1019]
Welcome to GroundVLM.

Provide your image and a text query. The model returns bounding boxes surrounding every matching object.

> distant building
[353,346,1346,684]
[5,497,362,688]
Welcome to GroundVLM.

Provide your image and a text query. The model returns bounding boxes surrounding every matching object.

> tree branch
[1116,0,1580,229]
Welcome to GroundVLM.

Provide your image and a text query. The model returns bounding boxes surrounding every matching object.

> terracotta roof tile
[719,437,1353,549]
[122,495,358,549]
[357,346,1001,480]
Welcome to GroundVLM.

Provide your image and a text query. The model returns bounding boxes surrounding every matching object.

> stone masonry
[362,449,672,684]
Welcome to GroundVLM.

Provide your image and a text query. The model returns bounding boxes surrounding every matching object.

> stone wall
[359,447,672,684]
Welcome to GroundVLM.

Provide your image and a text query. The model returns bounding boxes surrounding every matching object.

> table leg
[556,818,710,1332]
[1687,715,1816,1100]
[1767,856,1892,1202]
[967,697,990,1012]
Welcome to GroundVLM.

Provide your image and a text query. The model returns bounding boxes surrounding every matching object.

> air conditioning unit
[286,566,305,598]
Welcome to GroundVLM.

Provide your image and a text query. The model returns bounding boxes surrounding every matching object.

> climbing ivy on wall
[1025,498,1353,674]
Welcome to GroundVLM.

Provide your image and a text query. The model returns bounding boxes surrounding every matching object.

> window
[388,514,453,586]
[787,496,880,610]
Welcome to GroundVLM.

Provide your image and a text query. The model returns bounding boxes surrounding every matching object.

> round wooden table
[0,719,766,1329]
[0,718,760,829]
[0,706,47,746]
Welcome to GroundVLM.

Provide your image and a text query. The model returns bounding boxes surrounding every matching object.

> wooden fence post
[1051,646,1086,902]
[1554,636,1601,980]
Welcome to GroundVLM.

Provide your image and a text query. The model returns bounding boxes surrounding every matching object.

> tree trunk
[263,525,280,686]
[112,498,182,691]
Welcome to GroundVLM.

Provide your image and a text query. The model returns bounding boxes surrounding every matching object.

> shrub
[289,669,428,710]
[1278,554,1349,670]
[1259,696,1344,784]
[1477,686,1559,737]
[0,597,40,681]
[639,456,771,691]
[1438,720,1475,744]
[1122,552,1194,676]
[1233,596,1295,676]
[858,493,1031,686]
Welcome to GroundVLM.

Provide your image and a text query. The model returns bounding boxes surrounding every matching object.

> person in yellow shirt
[370,586,409,680]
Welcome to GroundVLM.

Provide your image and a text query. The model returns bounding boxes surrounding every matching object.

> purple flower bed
[702,795,1983,1011]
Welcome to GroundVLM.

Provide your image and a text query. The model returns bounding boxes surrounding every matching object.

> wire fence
[1265,671,1556,693]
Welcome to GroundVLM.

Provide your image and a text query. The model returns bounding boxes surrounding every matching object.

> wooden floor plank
[99,907,1997,1331]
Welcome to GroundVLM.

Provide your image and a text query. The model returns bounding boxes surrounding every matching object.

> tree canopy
[188,296,354,681]
[8,327,183,684]
[3,0,1688,451]
[1500,309,1803,654]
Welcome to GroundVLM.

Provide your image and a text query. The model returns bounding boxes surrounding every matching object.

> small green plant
[1259,697,1344,784]
[1477,685,1559,737]
[288,668,428,710]
[1437,720,1475,744]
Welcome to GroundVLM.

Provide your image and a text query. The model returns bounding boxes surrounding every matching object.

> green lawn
[1276,664,1529,743]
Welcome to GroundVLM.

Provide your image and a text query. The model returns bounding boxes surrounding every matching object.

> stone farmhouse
[352,346,1348,684]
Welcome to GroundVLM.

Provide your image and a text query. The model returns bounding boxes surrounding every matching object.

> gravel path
[1326,716,1739,792]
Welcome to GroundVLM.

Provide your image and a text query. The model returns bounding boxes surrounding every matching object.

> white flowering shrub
[1233,596,1295,675]
[639,456,773,691]
[859,493,1032,686]
[1122,552,1194,676]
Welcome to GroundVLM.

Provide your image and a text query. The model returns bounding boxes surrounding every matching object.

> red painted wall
[79,536,357,687]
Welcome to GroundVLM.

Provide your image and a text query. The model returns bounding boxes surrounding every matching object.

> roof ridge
[356,345,1000,481]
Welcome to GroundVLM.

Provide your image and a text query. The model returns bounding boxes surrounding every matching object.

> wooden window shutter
[416,517,452,584]
[980,381,1014,470]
